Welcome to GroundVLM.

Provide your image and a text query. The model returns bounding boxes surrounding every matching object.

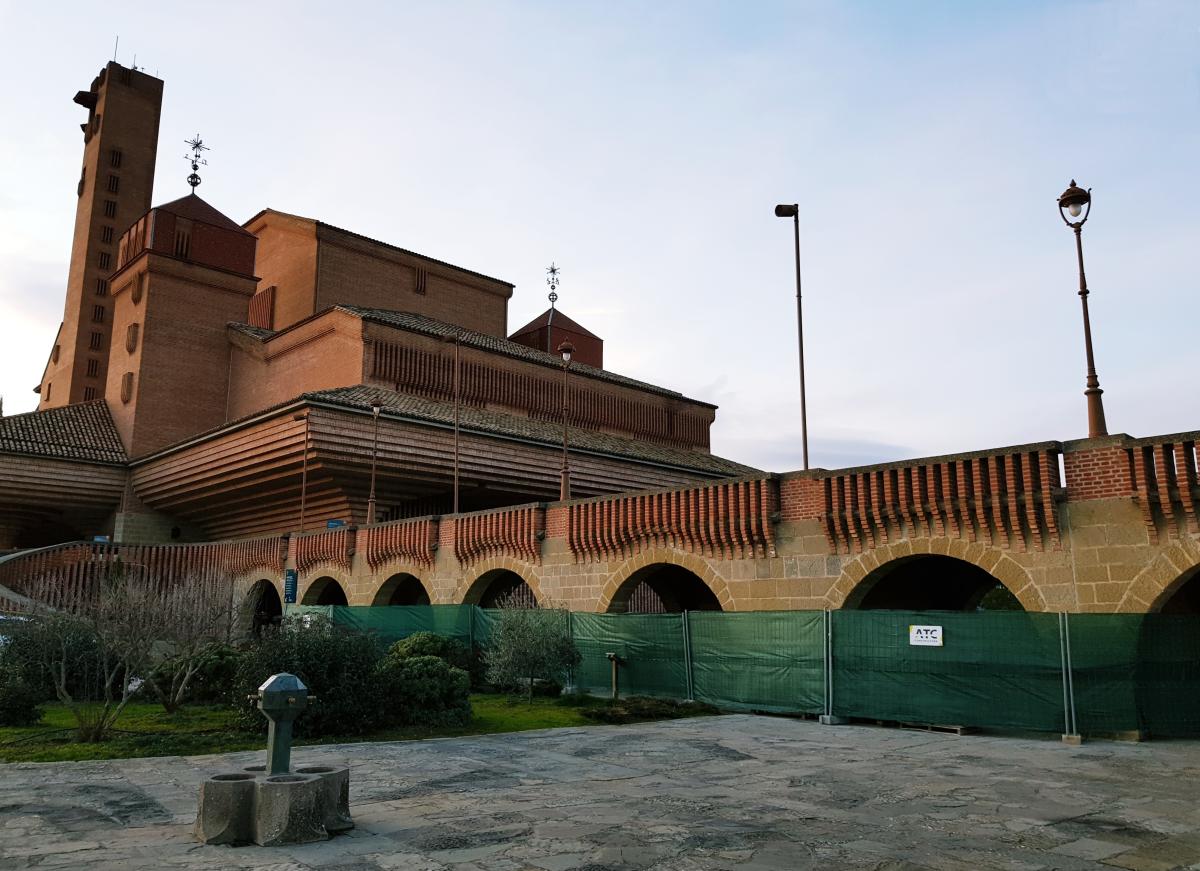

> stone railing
[567,478,777,563]
[1129,432,1199,541]
[362,516,439,569]
[799,443,1064,555]
[292,527,355,574]
[452,504,544,566]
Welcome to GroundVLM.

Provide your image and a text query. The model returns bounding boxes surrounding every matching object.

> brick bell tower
[38,62,163,409]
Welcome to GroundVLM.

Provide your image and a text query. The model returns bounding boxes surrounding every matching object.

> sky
[0,0,1196,473]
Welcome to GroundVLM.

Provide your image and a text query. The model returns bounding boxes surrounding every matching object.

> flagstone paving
[1,715,1198,870]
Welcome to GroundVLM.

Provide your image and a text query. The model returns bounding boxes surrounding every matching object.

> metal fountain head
[250,673,313,775]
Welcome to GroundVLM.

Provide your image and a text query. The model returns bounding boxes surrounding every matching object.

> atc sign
[909,625,944,647]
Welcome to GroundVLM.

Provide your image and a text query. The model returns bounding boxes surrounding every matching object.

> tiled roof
[227,322,276,340]
[157,194,255,236]
[304,385,757,477]
[510,307,601,340]
[0,401,127,465]
[337,306,716,408]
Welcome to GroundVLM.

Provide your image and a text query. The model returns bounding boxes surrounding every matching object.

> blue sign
[326,519,346,529]
[284,569,298,604]
[92,535,111,543]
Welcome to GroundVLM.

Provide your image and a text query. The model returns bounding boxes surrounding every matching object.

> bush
[578,696,718,724]
[373,654,471,728]
[0,617,100,703]
[388,632,484,687]
[147,643,243,707]
[232,616,383,737]
[0,672,41,727]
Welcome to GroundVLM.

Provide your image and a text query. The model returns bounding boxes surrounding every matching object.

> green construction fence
[284,603,1200,738]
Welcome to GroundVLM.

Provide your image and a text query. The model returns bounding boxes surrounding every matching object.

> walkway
[1,716,1198,869]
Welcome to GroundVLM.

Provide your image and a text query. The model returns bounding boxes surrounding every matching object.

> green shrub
[0,672,42,726]
[373,654,471,728]
[232,616,383,737]
[0,616,100,703]
[578,696,718,724]
[146,643,243,707]
[388,632,484,687]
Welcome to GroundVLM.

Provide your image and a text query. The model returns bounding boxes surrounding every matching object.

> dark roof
[510,307,601,341]
[0,401,127,465]
[227,322,276,341]
[157,194,255,236]
[337,306,716,408]
[304,385,756,477]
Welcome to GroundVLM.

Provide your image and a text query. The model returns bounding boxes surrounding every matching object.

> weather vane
[546,262,560,307]
[184,135,209,192]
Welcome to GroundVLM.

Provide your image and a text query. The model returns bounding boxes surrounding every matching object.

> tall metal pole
[791,209,810,469]
[452,336,461,514]
[367,405,380,525]
[560,358,571,501]
[296,412,310,533]
[1073,225,1108,438]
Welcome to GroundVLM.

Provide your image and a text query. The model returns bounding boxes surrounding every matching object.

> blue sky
[0,1,1196,472]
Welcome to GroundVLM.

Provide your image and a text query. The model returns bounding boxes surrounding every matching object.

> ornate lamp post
[557,339,575,501]
[774,203,809,469]
[1057,180,1108,438]
[366,401,381,524]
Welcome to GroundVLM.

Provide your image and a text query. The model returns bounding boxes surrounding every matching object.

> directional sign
[284,569,298,604]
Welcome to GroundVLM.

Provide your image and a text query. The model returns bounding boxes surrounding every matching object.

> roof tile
[0,400,127,465]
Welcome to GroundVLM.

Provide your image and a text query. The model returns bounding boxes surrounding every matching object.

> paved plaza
[1,715,1198,870]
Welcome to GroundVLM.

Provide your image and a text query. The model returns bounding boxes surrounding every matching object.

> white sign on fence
[909,625,944,647]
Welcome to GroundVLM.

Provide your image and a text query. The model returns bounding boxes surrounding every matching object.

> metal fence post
[819,608,847,725]
[682,610,695,701]
[1059,612,1082,744]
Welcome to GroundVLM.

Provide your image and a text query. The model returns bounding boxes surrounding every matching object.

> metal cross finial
[546,262,560,307]
[184,135,209,192]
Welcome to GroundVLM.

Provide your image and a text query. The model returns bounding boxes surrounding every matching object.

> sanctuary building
[0,61,753,550]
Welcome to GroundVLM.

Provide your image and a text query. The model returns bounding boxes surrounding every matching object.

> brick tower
[38,62,163,409]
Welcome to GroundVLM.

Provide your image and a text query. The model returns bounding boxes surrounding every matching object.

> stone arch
[597,549,731,614]
[1117,540,1200,613]
[372,569,432,606]
[236,577,283,638]
[301,575,349,606]
[456,557,543,608]
[827,539,1045,612]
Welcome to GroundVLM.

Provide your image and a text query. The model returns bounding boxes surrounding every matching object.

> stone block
[253,773,328,846]
[294,766,354,834]
[194,772,256,845]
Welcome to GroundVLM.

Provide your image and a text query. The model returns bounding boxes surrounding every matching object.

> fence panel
[689,610,824,714]
[322,604,477,647]
[571,613,688,698]
[831,610,1066,732]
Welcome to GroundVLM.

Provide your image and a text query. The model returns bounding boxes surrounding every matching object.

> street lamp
[774,202,809,469]
[366,401,382,525]
[442,332,462,514]
[557,339,575,501]
[1057,180,1108,438]
[293,410,310,532]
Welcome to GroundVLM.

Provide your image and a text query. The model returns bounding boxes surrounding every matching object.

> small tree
[484,606,579,702]
[143,580,237,713]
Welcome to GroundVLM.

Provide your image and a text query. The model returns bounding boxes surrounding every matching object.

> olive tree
[483,606,579,702]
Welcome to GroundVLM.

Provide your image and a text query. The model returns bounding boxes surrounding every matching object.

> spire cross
[546,262,560,307]
[184,134,209,191]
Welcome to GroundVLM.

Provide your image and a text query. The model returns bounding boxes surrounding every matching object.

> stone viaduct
[3,430,1199,623]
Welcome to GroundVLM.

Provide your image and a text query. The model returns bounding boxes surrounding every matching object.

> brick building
[0,60,753,550]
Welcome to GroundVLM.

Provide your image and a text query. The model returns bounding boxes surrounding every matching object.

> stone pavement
[1,715,1199,870]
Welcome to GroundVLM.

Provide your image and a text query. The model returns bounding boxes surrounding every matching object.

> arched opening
[1159,566,1200,615]
[373,573,431,606]
[608,563,722,614]
[302,576,348,606]
[468,569,538,609]
[247,579,282,636]
[845,555,1023,611]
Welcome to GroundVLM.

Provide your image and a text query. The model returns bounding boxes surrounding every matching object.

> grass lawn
[0,694,634,763]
